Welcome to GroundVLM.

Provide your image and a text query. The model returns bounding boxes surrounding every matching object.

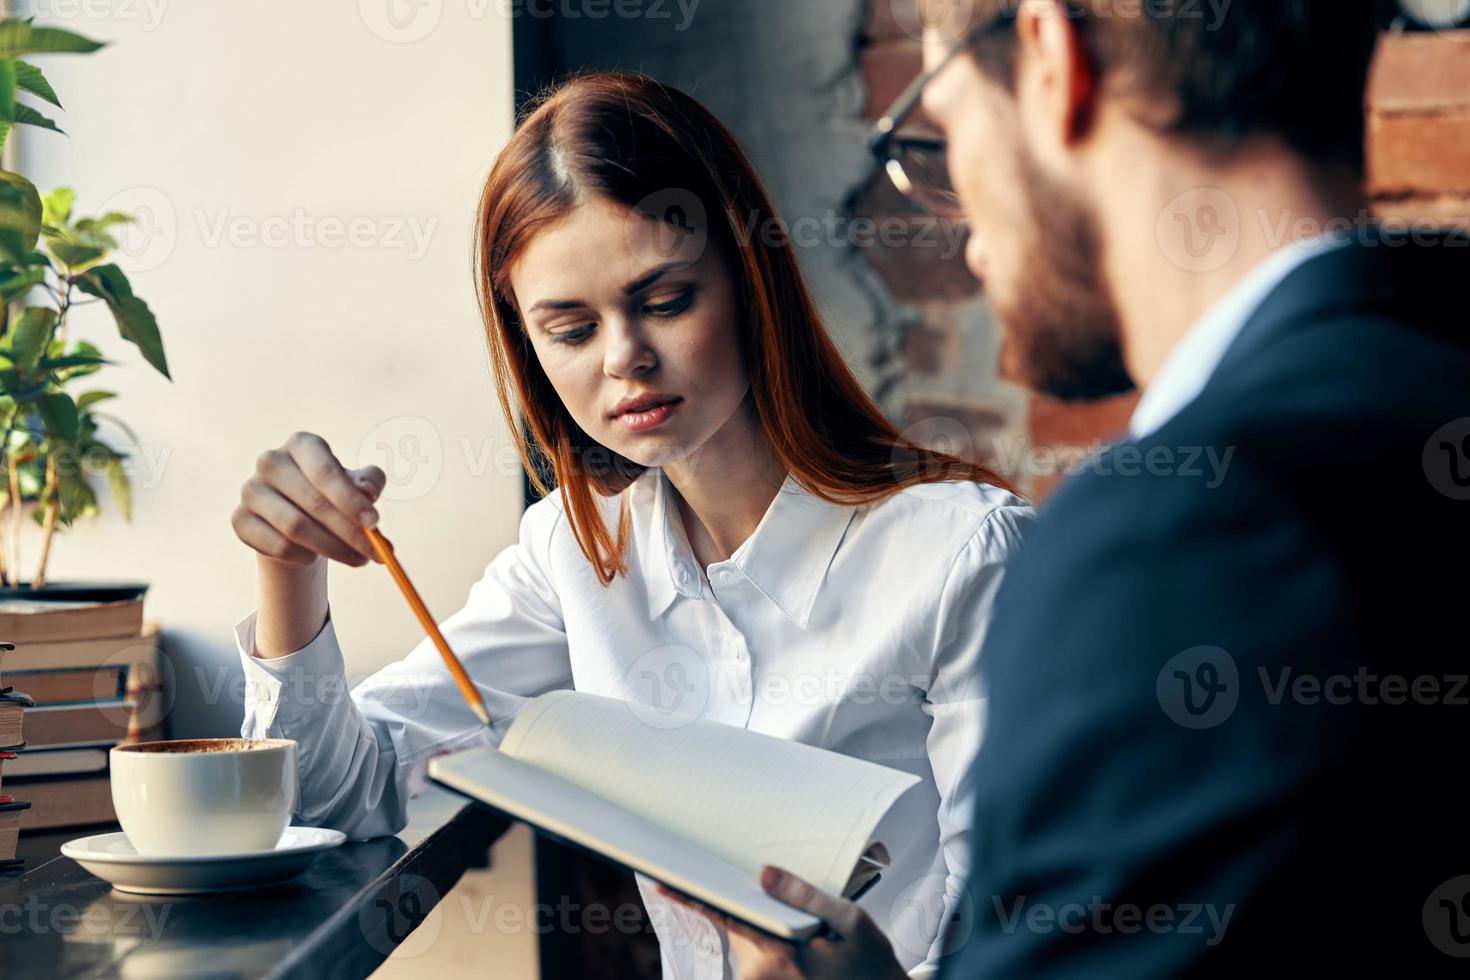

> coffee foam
[115,738,293,754]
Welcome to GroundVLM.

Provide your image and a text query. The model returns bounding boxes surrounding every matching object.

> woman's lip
[615,399,682,433]
[612,396,682,418]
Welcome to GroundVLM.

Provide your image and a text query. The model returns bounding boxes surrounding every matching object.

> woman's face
[509,197,752,471]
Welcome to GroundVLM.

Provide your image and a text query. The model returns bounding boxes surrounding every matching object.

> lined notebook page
[499,690,919,896]
[428,746,826,940]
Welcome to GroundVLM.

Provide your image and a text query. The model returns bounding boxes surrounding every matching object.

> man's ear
[1014,0,1098,158]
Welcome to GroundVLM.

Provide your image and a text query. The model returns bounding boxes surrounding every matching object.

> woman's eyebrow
[526,261,694,315]
[526,298,589,315]
[624,261,692,296]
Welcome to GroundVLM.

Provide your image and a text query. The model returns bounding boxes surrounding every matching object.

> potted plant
[0,18,168,595]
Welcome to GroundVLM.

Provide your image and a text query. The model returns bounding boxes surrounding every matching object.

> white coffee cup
[109,738,298,857]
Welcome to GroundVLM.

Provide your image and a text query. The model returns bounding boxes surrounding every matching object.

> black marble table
[0,786,509,980]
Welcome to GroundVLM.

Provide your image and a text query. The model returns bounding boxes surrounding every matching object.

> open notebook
[427,690,920,940]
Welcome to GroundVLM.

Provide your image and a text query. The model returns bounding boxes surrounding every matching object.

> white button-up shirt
[236,467,1033,979]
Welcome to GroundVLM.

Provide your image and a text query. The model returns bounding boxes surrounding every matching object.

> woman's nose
[603,320,658,379]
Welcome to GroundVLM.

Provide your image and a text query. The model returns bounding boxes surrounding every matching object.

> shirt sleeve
[915,503,1036,974]
[236,495,574,841]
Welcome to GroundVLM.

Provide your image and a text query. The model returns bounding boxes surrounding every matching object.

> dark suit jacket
[941,233,1470,977]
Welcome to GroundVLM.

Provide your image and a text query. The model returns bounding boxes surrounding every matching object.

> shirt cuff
[234,608,345,739]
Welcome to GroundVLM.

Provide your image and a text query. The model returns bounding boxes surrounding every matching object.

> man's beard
[993,148,1136,403]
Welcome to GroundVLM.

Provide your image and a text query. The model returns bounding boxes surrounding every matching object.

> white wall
[14,0,522,737]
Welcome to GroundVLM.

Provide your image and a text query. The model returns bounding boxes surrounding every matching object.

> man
[666,0,1469,975]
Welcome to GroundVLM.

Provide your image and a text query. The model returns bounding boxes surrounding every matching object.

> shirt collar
[640,468,857,628]
[1128,234,1347,440]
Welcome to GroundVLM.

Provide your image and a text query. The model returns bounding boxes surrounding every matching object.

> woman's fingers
[350,465,387,503]
[241,478,369,567]
[265,455,379,563]
[231,509,320,566]
[235,433,390,569]
[284,431,382,528]
[759,867,863,939]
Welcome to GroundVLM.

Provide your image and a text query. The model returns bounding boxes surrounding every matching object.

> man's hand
[657,866,909,980]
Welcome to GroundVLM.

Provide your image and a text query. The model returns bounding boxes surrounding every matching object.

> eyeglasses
[866,8,1017,219]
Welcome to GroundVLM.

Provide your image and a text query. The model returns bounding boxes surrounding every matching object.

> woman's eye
[643,289,696,318]
[553,324,595,346]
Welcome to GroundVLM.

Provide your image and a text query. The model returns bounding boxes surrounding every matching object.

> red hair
[475,72,1017,585]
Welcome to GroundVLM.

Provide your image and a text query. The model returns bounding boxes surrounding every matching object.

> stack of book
[0,591,164,833]
[1,641,34,867]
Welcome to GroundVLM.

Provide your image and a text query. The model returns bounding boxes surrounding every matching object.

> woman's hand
[657,867,909,980]
[232,431,387,570]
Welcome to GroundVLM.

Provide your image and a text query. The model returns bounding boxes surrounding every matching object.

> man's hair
[941,0,1382,170]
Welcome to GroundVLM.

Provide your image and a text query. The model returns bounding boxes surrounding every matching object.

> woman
[231,72,1033,978]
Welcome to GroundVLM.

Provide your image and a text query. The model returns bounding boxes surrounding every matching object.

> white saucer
[61,826,347,895]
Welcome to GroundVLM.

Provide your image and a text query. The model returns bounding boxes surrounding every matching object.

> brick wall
[858,21,1470,500]
[1368,30,1470,229]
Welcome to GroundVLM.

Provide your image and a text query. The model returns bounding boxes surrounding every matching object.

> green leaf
[47,239,102,269]
[15,61,60,108]
[14,102,62,135]
[40,187,73,226]
[56,462,98,525]
[105,455,131,521]
[0,22,106,57]
[76,390,116,411]
[0,168,42,259]
[0,264,44,301]
[37,391,79,443]
[0,59,15,157]
[47,340,106,380]
[74,264,170,380]
[8,305,55,372]
[0,57,15,120]
[40,353,109,370]
[17,460,42,498]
